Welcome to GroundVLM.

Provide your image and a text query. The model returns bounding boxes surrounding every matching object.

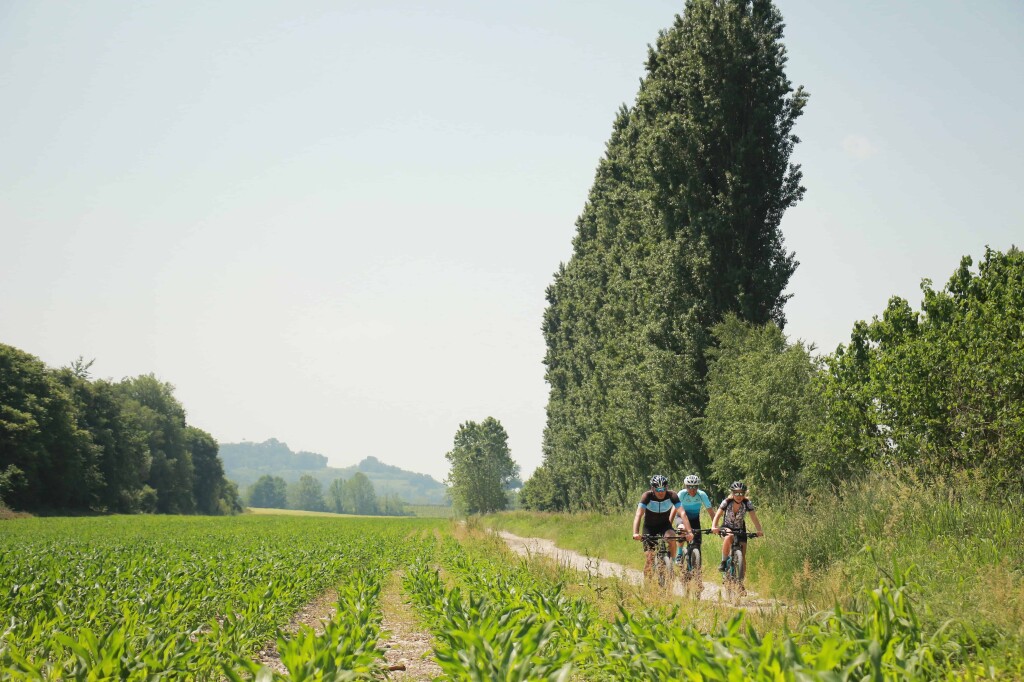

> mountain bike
[641,534,677,589]
[719,529,758,599]
[677,528,714,594]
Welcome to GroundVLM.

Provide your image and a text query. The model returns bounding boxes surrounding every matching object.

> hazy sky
[2,1,1022,484]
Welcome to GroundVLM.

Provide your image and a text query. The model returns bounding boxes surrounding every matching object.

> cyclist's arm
[632,505,645,539]
[710,507,724,533]
[701,491,715,524]
[748,510,764,538]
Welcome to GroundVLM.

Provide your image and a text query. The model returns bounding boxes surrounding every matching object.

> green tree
[326,477,345,513]
[0,344,99,510]
[57,370,151,513]
[289,474,325,511]
[520,463,562,511]
[114,375,195,514]
[445,417,519,515]
[537,0,807,509]
[702,315,822,491]
[379,493,406,516]
[218,480,245,515]
[819,248,1024,490]
[248,474,288,508]
[186,426,228,514]
[343,472,378,515]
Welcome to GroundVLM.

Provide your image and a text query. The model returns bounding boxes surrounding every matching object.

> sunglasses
[655,487,666,492]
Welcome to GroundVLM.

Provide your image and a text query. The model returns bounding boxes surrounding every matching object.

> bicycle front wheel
[732,548,744,583]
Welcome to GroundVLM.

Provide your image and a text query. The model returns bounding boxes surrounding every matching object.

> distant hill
[219,439,449,505]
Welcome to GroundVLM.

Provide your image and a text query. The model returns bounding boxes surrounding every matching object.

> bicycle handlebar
[713,529,760,539]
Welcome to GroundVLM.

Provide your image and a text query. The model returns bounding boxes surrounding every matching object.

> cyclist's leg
[642,525,668,580]
[719,531,734,571]
[663,527,678,561]
[690,523,703,573]
[641,536,657,577]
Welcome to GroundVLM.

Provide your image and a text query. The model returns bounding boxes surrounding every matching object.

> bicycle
[640,533,678,589]
[718,529,758,599]
[677,528,714,594]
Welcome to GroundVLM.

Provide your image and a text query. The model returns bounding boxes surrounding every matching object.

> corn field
[0,515,1010,680]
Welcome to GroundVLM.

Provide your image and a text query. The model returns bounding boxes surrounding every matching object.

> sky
[2,1,1022,484]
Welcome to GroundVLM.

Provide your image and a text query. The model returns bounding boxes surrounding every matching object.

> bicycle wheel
[732,549,744,584]
[657,554,671,588]
[691,547,701,573]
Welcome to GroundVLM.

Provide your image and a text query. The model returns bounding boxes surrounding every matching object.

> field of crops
[0,514,1012,680]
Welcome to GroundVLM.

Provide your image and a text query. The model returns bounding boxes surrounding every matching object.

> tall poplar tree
[533,0,806,510]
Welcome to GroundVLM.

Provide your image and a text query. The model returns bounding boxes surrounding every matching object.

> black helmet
[650,474,669,489]
[729,481,747,492]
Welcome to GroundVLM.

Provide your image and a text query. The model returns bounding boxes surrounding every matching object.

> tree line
[696,247,1023,496]
[246,472,408,516]
[522,0,1022,510]
[0,346,242,515]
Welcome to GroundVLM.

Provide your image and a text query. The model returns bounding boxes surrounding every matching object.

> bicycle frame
[721,530,756,597]
[641,534,676,588]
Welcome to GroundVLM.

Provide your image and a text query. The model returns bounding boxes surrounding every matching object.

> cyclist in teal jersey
[674,474,714,564]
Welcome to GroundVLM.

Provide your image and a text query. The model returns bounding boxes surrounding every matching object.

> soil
[379,570,444,681]
[254,573,443,680]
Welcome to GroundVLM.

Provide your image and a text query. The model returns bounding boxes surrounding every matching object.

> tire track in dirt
[379,570,443,681]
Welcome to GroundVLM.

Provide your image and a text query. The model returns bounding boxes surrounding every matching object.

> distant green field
[406,504,455,518]
[247,506,451,518]
[247,506,351,517]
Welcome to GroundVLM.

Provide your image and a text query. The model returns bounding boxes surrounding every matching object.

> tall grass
[483,471,1024,668]
[756,470,1024,651]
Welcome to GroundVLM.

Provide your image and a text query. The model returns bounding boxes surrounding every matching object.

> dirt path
[252,573,442,680]
[379,570,443,681]
[253,588,340,674]
[496,530,779,609]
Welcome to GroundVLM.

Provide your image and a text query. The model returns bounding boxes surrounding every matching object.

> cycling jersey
[718,497,756,529]
[637,489,682,527]
[679,489,712,521]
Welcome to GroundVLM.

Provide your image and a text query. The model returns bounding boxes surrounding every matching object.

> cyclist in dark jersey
[632,475,694,579]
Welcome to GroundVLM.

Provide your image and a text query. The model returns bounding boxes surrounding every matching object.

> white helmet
[683,474,700,487]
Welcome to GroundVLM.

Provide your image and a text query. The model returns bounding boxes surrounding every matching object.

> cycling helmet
[729,481,747,492]
[683,474,700,487]
[650,474,669,489]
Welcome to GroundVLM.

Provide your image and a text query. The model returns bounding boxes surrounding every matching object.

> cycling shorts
[642,520,675,551]
[677,515,703,547]
[722,524,749,546]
